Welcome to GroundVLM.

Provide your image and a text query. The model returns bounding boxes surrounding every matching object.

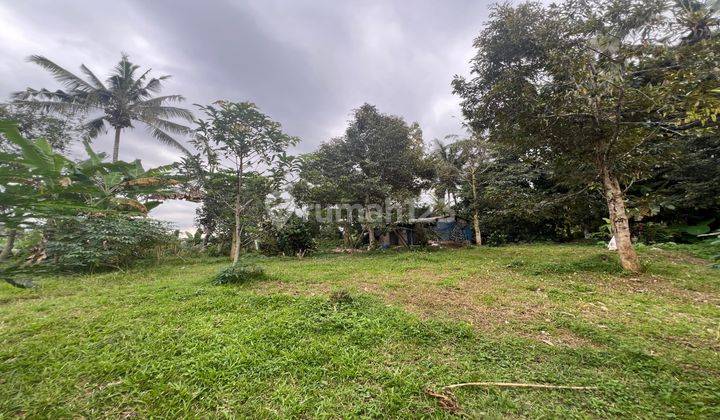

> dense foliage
[451,0,720,270]
[293,104,432,248]
[42,215,172,272]
[258,214,317,257]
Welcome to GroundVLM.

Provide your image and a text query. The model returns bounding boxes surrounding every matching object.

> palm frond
[144,122,191,155]
[142,117,192,135]
[113,54,139,81]
[82,117,107,138]
[139,95,186,106]
[131,69,152,94]
[11,99,92,115]
[12,88,72,101]
[138,105,194,121]
[143,75,171,94]
[27,55,95,92]
[80,64,107,90]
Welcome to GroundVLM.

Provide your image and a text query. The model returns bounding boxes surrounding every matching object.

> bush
[212,262,266,285]
[486,231,508,247]
[637,222,673,244]
[40,215,173,272]
[259,215,317,257]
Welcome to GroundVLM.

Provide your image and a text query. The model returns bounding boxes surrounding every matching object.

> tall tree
[295,104,431,248]
[194,101,297,263]
[454,0,720,271]
[456,135,492,245]
[345,104,432,247]
[13,54,193,162]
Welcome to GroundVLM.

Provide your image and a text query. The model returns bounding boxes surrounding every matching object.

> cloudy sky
[1,0,501,231]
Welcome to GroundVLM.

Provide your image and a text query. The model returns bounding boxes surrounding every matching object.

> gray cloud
[1,0,500,231]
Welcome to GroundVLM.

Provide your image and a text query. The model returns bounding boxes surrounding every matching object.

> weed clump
[329,290,353,305]
[212,262,267,285]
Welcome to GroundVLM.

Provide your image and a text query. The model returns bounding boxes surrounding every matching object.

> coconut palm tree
[13,54,193,162]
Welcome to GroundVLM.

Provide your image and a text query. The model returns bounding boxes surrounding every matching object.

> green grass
[1,244,719,417]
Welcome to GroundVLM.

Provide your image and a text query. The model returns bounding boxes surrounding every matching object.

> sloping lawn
[1,244,719,417]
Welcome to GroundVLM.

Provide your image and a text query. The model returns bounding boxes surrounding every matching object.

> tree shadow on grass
[506,253,626,276]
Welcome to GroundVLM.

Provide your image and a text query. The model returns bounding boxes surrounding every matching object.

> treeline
[451,0,720,270]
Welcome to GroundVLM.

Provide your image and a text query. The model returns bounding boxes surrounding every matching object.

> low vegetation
[2,244,718,417]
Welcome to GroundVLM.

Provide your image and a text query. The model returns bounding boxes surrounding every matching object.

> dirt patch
[524,327,599,348]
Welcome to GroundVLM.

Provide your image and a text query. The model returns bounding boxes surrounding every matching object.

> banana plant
[0,120,178,228]
[1,120,182,286]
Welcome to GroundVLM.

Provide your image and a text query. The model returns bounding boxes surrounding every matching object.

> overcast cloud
[1,0,501,231]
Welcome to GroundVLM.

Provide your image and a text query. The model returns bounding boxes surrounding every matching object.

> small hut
[378,215,473,247]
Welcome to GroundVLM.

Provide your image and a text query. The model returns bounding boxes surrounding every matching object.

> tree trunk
[0,228,17,261]
[601,164,641,272]
[365,223,377,248]
[231,160,244,264]
[342,222,352,248]
[364,202,376,249]
[472,211,482,246]
[201,226,213,250]
[470,169,482,246]
[112,127,122,163]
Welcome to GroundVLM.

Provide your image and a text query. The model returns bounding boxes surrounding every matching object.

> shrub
[259,215,317,257]
[212,262,266,285]
[40,215,173,272]
[637,222,673,244]
[486,231,508,247]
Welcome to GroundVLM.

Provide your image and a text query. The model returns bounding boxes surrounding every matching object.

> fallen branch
[424,389,460,414]
[443,382,598,391]
[427,382,598,413]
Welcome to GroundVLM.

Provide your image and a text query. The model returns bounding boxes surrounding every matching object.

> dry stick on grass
[443,382,598,391]
[427,382,598,413]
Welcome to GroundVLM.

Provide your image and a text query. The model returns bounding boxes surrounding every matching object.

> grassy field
[1,244,719,418]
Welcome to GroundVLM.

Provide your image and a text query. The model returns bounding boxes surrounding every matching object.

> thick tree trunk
[231,160,243,264]
[601,164,641,272]
[0,228,17,261]
[112,127,122,163]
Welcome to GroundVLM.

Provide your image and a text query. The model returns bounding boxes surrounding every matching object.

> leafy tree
[194,101,298,263]
[295,104,431,248]
[42,215,173,272]
[0,104,84,152]
[454,0,720,271]
[293,138,362,248]
[13,54,193,162]
[455,135,493,245]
